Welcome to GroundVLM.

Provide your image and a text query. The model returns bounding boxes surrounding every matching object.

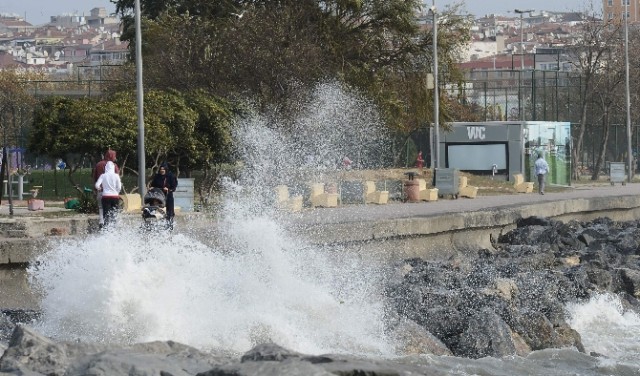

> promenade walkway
[1,183,639,222]
[292,182,640,225]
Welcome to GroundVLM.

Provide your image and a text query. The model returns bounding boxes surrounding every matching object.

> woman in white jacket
[94,161,122,227]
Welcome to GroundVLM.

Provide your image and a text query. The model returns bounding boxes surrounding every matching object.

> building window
[608,0,613,5]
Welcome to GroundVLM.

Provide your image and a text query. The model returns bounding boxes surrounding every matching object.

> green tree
[113,0,471,136]
[28,90,237,189]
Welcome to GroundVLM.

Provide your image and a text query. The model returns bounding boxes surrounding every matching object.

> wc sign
[467,126,486,140]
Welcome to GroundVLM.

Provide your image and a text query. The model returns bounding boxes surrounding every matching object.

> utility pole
[135,0,146,198]
[431,1,440,169]
[624,1,633,182]
[514,9,533,123]
[514,9,534,70]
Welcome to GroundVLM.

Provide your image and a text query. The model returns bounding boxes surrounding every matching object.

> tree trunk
[591,108,611,180]
[572,101,589,180]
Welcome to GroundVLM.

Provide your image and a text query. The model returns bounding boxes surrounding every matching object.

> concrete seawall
[1,184,640,309]
[292,185,640,262]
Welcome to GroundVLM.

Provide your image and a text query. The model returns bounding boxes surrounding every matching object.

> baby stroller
[141,188,169,229]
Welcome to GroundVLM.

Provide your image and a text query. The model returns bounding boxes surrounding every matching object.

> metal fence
[445,69,583,123]
[442,69,640,174]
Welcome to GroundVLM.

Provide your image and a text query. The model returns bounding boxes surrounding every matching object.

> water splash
[27,81,396,357]
[567,293,640,364]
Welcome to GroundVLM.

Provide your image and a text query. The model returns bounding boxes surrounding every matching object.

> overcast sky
[0,0,116,25]
[437,0,596,17]
[0,0,598,26]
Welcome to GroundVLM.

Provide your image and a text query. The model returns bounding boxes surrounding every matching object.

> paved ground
[0,200,68,217]
[291,182,640,225]
[2,182,639,223]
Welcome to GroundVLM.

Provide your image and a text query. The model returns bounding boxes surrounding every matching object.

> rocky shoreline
[388,216,640,359]
[1,216,639,375]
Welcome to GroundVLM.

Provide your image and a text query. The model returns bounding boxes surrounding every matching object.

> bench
[275,185,303,212]
[364,181,389,204]
[513,173,534,193]
[417,179,438,201]
[310,183,339,208]
[458,176,478,198]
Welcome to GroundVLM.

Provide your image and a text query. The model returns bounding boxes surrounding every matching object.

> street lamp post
[514,9,534,70]
[134,0,146,198]
[514,9,533,123]
[430,1,440,169]
[624,1,633,182]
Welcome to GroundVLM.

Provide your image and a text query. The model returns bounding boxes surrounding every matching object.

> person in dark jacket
[150,162,178,224]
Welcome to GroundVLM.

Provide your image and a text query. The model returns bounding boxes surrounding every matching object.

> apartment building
[603,0,639,22]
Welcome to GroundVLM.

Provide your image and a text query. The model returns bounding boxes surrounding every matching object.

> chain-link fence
[441,69,640,175]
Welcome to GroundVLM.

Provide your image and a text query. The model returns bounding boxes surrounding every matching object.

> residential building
[603,0,639,22]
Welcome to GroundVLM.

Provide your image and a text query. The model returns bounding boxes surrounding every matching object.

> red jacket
[93,150,120,183]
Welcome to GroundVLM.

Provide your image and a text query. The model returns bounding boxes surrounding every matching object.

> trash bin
[404,172,420,202]
[434,168,459,199]
[404,179,420,202]
[609,162,626,186]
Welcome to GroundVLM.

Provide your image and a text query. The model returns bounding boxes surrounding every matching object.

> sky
[0,0,116,25]
[437,0,596,16]
[0,0,598,26]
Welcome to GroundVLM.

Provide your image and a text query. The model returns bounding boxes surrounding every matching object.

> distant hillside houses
[0,7,127,78]
[460,11,588,68]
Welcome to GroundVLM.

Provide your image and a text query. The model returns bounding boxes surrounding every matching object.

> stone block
[420,188,439,201]
[513,173,534,193]
[364,181,389,205]
[120,194,142,212]
[27,199,44,211]
[275,185,303,212]
[310,183,338,208]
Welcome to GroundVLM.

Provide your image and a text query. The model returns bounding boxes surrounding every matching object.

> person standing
[534,153,550,195]
[94,161,122,227]
[150,162,178,224]
[93,149,119,227]
[415,151,424,169]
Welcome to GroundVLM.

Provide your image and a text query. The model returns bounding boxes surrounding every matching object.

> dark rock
[388,318,453,356]
[0,326,227,376]
[553,325,585,353]
[0,313,15,344]
[457,310,516,358]
[516,216,554,228]
[614,268,640,297]
[240,343,302,362]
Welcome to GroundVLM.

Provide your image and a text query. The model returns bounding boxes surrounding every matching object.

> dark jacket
[150,163,178,195]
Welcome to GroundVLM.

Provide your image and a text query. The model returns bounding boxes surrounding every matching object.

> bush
[74,190,99,214]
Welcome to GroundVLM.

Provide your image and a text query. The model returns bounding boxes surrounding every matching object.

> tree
[566,12,623,180]
[0,71,39,172]
[28,90,237,191]
[113,0,471,137]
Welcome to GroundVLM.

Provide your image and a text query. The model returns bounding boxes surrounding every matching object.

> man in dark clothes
[93,149,120,227]
[150,162,178,225]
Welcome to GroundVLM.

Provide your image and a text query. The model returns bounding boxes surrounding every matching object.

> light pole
[430,1,440,169]
[514,9,534,70]
[514,9,533,123]
[134,0,146,198]
[624,1,633,182]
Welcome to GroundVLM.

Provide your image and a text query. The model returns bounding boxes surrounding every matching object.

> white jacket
[95,161,122,198]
